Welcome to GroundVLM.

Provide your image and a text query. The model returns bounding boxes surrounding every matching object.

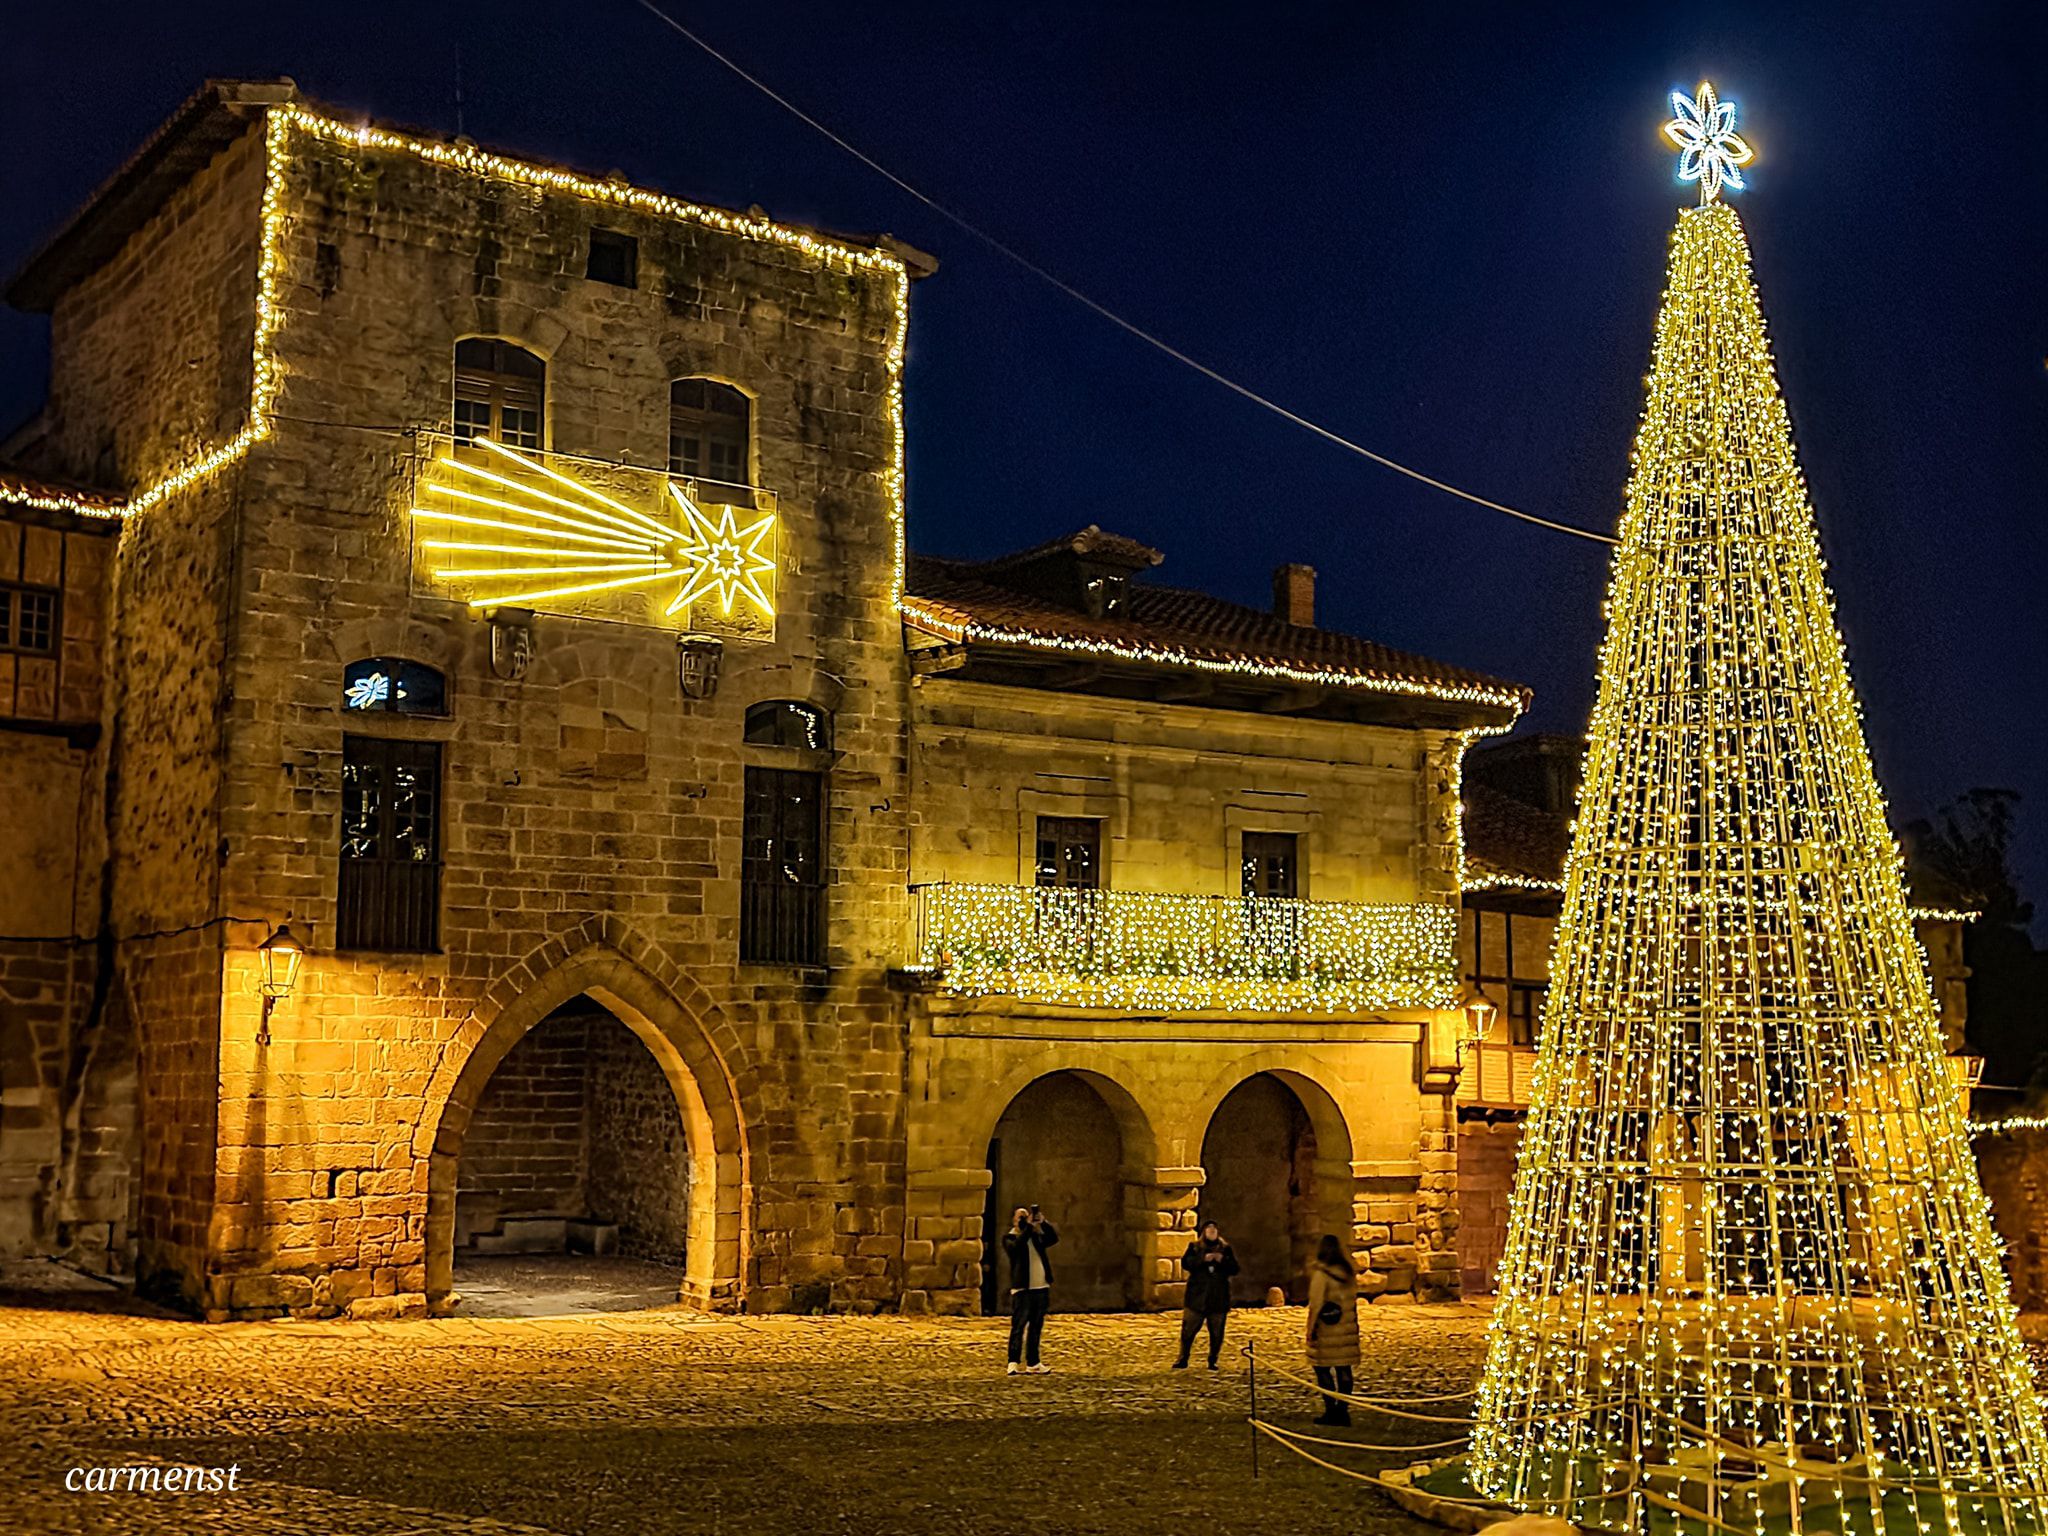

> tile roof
[905,550,1529,711]
[1462,784,1573,887]
[0,464,126,521]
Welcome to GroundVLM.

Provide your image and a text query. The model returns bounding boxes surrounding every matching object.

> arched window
[343,657,448,716]
[669,378,750,488]
[744,699,830,751]
[454,339,545,449]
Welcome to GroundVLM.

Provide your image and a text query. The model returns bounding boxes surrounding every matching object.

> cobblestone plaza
[5,1261,1485,1534]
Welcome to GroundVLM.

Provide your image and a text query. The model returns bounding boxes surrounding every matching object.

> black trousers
[1314,1364,1354,1423]
[1007,1287,1051,1365]
[1177,1307,1227,1365]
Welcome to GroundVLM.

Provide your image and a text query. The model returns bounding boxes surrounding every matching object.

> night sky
[5,2,2044,921]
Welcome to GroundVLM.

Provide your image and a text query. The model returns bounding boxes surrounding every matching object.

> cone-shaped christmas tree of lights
[1470,87,2048,1536]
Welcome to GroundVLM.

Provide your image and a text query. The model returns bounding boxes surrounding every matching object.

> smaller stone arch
[977,1062,1162,1314]
[419,940,750,1311]
[1191,1059,1358,1304]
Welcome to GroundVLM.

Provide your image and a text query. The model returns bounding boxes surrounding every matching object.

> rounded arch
[965,1054,1163,1178]
[978,1064,1161,1314]
[1186,1055,1355,1170]
[420,941,750,1311]
[1192,1061,1357,1304]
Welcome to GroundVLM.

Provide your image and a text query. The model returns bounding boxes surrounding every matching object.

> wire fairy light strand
[1468,196,2048,1536]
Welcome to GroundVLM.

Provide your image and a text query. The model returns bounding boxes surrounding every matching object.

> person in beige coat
[1304,1234,1361,1426]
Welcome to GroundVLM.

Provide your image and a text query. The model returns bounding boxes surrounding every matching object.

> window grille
[338,735,442,952]
[741,766,825,965]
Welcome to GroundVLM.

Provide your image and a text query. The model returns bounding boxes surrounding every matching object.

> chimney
[1273,563,1316,627]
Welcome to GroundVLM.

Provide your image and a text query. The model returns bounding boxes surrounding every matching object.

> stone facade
[0,502,127,1274]
[2,82,1516,1322]
[901,680,1486,1315]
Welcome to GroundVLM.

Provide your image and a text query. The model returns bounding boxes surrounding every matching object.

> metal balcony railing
[910,882,1458,1013]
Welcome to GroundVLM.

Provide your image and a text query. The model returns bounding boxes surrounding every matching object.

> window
[0,583,57,655]
[342,657,447,716]
[1241,832,1298,899]
[669,378,750,487]
[453,338,545,449]
[742,767,825,965]
[1035,817,1101,890]
[586,227,638,288]
[338,735,442,952]
[744,700,831,751]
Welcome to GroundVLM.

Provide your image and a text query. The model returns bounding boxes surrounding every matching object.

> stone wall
[460,1012,591,1222]
[177,110,913,1318]
[1454,1117,1521,1296]
[1976,1128,2048,1325]
[586,1013,691,1264]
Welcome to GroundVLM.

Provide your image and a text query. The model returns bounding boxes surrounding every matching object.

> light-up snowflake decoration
[345,672,391,709]
[411,438,777,625]
[1663,80,1753,202]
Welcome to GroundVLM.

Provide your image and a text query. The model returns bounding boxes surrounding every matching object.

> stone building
[1451,731,1980,1297]
[897,531,1523,1313]
[0,80,1528,1320]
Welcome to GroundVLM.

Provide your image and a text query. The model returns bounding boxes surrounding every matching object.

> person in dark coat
[1002,1205,1059,1374]
[1173,1220,1240,1369]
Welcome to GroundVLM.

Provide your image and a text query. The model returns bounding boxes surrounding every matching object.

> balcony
[910,882,1458,1013]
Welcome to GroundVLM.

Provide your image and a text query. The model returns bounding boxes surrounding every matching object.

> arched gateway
[416,942,750,1311]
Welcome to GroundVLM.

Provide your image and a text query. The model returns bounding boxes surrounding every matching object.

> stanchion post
[1247,1338,1259,1479]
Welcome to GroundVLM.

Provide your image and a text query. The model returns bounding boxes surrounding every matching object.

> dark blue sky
[5,1,2044,919]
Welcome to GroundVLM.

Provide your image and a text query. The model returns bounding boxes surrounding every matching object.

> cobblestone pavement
[0,1261,1486,1536]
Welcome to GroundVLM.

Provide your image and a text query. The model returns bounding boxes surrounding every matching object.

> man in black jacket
[1173,1221,1240,1370]
[1002,1205,1059,1374]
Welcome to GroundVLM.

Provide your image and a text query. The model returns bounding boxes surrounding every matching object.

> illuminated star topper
[1663,81,1753,202]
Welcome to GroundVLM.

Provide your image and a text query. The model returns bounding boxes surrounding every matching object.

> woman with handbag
[1303,1233,1360,1426]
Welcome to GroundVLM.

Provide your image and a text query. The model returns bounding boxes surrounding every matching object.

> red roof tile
[905,551,1528,710]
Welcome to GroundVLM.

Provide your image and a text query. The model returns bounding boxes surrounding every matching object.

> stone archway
[1196,1069,1355,1304]
[419,943,749,1312]
[981,1068,1157,1314]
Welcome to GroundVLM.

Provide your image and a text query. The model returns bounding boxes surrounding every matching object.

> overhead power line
[628,0,1621,547]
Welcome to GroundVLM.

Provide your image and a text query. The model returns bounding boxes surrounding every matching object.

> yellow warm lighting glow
[62,104,908,622]
[413,439,777,627]
[665,487,776,619]
[1468,195,2048,1532]
[913,882,1457,1013]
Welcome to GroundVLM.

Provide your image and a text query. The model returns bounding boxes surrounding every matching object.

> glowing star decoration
[1663,80,1753,201]
[411,437,776,627]
[344,672,391,710]
[665,486,777,620]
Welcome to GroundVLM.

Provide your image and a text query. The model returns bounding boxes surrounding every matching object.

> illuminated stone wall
[901,677,1470,1315]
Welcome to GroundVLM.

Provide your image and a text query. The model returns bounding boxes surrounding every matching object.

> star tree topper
[1664,81,1753,202]
[665,484,777,619]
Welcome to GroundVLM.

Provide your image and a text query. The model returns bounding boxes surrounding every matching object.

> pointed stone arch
[416,923,753,1310]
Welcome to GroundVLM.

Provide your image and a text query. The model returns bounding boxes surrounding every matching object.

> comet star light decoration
[665,487,778,619]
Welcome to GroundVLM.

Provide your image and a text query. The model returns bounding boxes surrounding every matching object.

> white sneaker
[1006,1362,1021,1375]
[1027,1363,1051,1374]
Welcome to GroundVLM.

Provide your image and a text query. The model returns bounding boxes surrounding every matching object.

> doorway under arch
[981,1069,1151,1314]
[1198,1071,1353,1304]
[422,947,748,1315]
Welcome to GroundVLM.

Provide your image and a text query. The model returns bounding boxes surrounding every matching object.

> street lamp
[1459,984,1499,1050]
[256,925,305,1043]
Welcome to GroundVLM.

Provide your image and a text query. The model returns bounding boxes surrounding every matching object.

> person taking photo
[1173,1220,1239,1370]
[1003,1204,1059,1375]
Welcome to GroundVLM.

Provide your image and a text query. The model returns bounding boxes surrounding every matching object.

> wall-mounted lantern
[1460,984,1500,1051]
[678,635,724,702]
[256,924,306,1044]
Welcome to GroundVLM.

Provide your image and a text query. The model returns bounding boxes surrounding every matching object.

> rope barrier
[1253,1418,1471,1454]
[1247,1353,1475,1421]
